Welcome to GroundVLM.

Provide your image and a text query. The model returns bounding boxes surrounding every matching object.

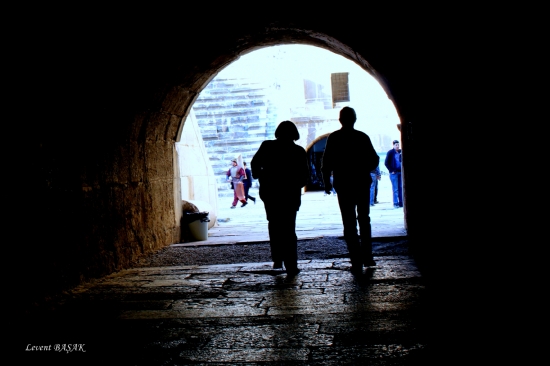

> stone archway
[173,43,402,234]
[29,22,411,300]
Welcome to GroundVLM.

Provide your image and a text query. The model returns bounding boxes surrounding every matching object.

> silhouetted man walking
[321,107,380,273]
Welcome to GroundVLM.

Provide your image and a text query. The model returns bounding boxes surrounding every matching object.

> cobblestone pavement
[20,239,434,365]
[18,189,437,365]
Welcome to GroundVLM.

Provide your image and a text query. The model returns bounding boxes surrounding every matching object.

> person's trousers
[370,173,378,205]
[232,183,247,206]
[264,204,298,270]
[337,191,373,266]
[244,186,255,201]
[389,172,403,206]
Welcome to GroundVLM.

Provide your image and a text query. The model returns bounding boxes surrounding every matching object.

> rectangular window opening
[331,72,350,107]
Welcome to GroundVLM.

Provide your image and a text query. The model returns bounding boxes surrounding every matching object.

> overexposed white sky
[214,44,401,144]
[219,45,353,80]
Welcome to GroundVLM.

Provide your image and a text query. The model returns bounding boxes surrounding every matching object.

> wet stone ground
[20,237,435,365]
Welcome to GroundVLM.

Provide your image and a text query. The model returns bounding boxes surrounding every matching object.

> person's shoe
[350,259,363,273]
[241,202,248,207]
[230,205,236,209]
[251,197,256,204]
[350,266,363,274]
[273,261,283,269]
[394,205,400,208]
[364,258,377,267]
[286,268,300,276]
[374,200,379,204]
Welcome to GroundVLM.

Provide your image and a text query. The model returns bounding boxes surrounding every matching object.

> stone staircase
[193,77,280,194]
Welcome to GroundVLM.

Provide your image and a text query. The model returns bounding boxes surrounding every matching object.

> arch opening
[175,43,405,242]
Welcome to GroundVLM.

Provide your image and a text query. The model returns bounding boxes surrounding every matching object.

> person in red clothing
[226,158,247,208]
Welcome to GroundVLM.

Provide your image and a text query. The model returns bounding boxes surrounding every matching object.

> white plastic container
[188,212,210,241]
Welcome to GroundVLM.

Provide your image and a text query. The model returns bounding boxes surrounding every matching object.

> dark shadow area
[132,237,413,269]
[307,137,328,191]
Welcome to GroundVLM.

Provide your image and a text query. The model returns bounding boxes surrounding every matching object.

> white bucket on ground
[186,200,216,229]
[188,217,209,241]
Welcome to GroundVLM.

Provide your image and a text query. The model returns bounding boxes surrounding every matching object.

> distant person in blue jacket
[384,140,403,208]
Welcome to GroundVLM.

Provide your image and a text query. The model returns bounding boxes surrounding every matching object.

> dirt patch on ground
[133,236,410,267]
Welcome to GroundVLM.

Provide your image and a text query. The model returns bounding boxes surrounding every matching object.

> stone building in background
[186,58,400,198]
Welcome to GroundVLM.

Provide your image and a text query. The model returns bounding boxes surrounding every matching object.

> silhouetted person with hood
[251,121,309,276]
[321,107,380,273]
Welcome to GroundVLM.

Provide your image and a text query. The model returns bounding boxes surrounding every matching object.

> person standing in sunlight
[226,158,247,208]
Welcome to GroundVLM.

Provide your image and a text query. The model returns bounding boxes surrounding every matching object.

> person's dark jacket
[251,139,309,211]
[244,168,253,188]
[384,148,402,174]
[321,127,379,193]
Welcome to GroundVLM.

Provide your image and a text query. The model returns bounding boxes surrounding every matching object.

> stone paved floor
[19,189,436,365]
[20,251,433,365]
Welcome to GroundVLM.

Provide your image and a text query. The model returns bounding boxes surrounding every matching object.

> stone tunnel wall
[25,7,462,306]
